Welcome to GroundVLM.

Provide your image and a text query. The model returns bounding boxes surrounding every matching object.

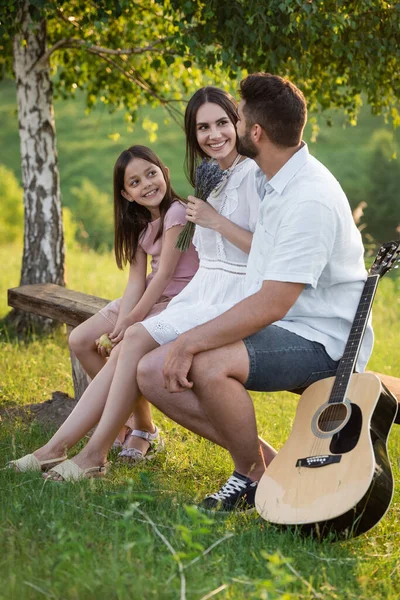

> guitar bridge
[296,454,342,468]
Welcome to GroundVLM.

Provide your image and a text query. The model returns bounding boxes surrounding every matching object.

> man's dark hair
[239,73,307,147]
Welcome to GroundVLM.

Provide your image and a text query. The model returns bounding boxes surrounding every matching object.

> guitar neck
[329,274,379,404]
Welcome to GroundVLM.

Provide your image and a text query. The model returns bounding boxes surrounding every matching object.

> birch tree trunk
[12,2,65,330]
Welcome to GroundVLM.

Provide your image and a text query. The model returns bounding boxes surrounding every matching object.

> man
[137,73,373,512]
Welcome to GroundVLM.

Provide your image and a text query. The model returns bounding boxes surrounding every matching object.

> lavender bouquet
[176,160,225,251]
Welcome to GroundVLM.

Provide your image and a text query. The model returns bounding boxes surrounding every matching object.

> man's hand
[163,337,195,393]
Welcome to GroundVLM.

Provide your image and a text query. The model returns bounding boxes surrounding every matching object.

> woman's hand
[109,315,136,345]
[186,195,222,230]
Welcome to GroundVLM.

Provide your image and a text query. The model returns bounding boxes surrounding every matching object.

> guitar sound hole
[318,404,348,432]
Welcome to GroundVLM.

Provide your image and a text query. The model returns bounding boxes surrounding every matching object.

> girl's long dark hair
[184,87,239,187]
[114,145,181,269]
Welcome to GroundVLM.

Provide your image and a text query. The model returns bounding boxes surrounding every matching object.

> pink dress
[99,201,199,325]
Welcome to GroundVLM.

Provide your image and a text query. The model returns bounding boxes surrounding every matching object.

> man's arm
[163,279,305,392]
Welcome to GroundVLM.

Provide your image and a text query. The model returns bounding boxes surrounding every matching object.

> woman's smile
[196,102,238,170]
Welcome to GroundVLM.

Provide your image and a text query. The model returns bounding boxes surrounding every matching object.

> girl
[68,145,198,459]
[10,88,260,480]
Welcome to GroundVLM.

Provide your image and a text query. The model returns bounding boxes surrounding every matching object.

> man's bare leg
[190,341,272,481]
[137,344,277,476]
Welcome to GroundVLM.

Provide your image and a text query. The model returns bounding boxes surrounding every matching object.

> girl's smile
[195,102,237,170]
[122,158,167,219]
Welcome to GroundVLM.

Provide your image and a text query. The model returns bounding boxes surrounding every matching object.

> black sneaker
[199,471,258,513]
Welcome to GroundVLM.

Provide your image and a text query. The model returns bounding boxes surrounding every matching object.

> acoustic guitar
[255,240,400,539]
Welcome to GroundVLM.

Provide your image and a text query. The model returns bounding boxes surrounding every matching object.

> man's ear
[252,124,263,143]
[121,190,132,202]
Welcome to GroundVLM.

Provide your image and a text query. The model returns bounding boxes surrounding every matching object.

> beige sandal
[118,426,165,465]
[8,453,68,473]
[43,459,107,482]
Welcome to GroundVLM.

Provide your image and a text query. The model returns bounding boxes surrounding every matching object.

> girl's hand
[95,335,112,358]
[186,195,222,230]
[109,315,136,345]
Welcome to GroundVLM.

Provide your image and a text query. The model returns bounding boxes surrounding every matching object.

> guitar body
[256,373,398,539]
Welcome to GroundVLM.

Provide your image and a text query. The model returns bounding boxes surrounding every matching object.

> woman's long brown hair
[184,87,239,187]
[114,145,181,269]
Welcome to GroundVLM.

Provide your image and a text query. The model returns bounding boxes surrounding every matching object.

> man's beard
[236,130,258,159]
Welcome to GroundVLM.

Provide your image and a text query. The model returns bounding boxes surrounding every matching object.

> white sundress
[141,158,260,345]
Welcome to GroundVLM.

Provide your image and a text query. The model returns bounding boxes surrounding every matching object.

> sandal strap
[130,426,159,442]
[119,447,144,460]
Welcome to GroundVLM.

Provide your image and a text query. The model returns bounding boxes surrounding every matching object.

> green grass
[1,243,399,599]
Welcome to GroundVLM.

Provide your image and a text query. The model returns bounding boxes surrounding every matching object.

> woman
[9,87,260,481]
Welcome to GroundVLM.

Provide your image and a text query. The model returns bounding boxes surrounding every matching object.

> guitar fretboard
[328,274,379,404]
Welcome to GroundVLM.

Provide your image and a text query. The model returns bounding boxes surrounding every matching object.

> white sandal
[43,459,107,482]
[8,453,68,473]
[118,426,165,464]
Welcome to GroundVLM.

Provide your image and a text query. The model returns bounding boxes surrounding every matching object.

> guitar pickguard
[329,402,362,454]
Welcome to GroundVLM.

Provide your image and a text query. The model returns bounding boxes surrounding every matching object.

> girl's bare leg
[68,313,112,379]
[122,394,157,455]
[60,324,159,472]
[33,344,122,462]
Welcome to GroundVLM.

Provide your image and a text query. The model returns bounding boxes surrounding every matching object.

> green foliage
[0,163,23,245]
[70,178,114,251]
[166,0,400,125]
[0,161,79,250]
[361,130,400,244]
[0,0,223,126]
[2,0,399,128]
[62,206,79,251]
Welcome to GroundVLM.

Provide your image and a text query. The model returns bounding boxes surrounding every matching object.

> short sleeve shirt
[141,201,199,298]
[245,143,373,372]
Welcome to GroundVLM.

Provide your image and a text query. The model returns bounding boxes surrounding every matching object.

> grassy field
[1,77,400,599]
[0,242,399,600]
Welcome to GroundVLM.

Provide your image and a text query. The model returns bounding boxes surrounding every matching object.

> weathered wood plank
[8,283,110,327]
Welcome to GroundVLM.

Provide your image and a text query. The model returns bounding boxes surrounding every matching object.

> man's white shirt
[245,143,373,372]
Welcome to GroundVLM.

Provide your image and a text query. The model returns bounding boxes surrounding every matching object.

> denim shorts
[243,325,339,393]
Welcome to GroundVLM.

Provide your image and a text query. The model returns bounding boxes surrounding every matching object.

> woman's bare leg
[69,313,139,446]
[59,324,159,472]
[33,344,123,461]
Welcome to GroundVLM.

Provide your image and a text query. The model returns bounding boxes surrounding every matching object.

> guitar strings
[311,276,376,459]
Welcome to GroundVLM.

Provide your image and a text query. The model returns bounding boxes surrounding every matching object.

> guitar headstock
[370,240,400,277]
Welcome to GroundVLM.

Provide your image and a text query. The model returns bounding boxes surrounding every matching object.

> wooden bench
[7,283,400,416]
[8,283,110,400]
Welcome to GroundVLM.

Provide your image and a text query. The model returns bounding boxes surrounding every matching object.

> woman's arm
[185,195,253,254]
[110,224,185,343]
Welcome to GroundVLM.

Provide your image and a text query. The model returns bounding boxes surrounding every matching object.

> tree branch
[37,37,168,68]
[95,52,184,127]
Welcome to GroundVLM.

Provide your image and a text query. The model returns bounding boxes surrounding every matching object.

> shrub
[0,164,23,244]
[361,130,400,243]
[70,178,114,251]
